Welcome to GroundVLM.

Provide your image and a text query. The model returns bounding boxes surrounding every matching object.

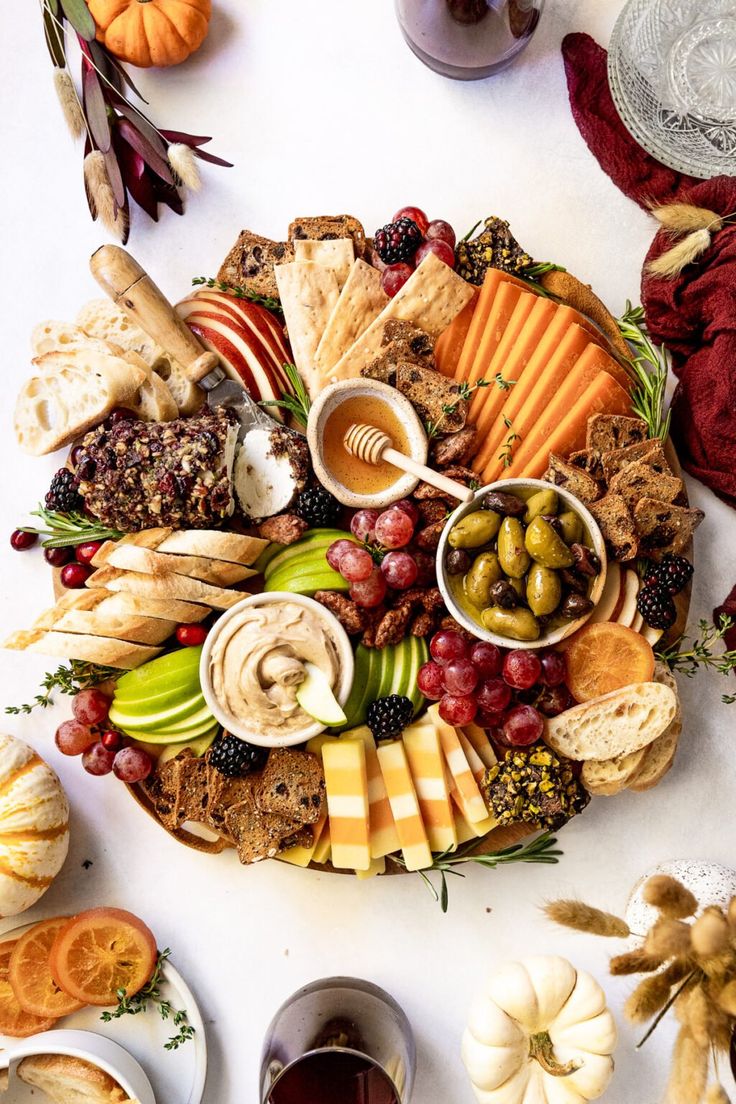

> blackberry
[45,468,83,513]
[374,217,423,265]
[295,486,341,528]
[645,553,694,596]
[636,584,676,631]
[366,694,414,742]
[209,735,268,777]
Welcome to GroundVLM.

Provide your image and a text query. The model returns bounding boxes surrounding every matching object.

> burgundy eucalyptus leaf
[83,66,111,153]
[43,7,66,67]
[152,178,184,217]
[117,118,175,185]
[114,134,159,221]
[61,0,95,41]
[192,148,234,168]
[105,54,148,103]
[103,144,126,208]
[159,129,212,147]
[113,100,169,159]
[88,39,117,85]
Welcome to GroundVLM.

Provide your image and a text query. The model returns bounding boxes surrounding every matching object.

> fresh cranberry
[176,624,208,647]
[108,407,136,424]
[60,562,92,589]
[75,541,103,565]
[70,444,85,469]
[101,729,123,751]
[10,529,37,551]
[44,546,73,567]
[392,206,430,235]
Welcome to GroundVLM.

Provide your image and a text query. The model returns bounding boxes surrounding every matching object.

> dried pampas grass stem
[647,228,712,278]
[543,899,630,937]
[168,143,202,192]
[705,1084,732,1104]
[667,1027,709,1104]
[609,948,664,975]
[691,907,730,958]
[83,151,126,242]
[53,69,85,140]
[645,916,694,958]
[643,874,698,919]
[649,202,722,233]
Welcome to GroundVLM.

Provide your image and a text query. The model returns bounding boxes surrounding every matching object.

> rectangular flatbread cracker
[313,260,389,379]
[274,261,340,397]
[293,238,354,289]
[330,252,475,381]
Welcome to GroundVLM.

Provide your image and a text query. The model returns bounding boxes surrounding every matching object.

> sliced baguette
[86,567,244,609]
[122,352,178,422]
[31,320,117,358]
[4,629,161,669]
[86,590,210,624]
[155,529,268,565]
[581,747,647,796]
[14,348,147,455]
[544,681,677,761]
[33,606,175,645]
[627,663,681,792]
[92,543,256,586]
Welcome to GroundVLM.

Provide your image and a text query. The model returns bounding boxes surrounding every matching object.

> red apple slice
[185,292,291,379]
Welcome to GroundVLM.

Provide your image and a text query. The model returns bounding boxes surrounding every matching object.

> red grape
[540,650,567,687]
[381,264,413,298]
[340,546,375,583]
[381,551,418,589]
[176,624,208,647]
[72,688,111,726]
[392,499,419,526]
[502,650,542,690]
[502,705,544,746]
[55,720,96,756]
[470,642,503,678]
[477,677,512,714]
[374,508,414,550]
[443,659,479,696]
[350,509,380,543]
[425,219,456,249]
[101,729,123,751]
[82,742,116,776]
[44,547,72,567]
[414,239,455,269]
[439,694,477,726]
[476,710,505,731]
[11,529,38,551]
[326,538,355,571]
[430,629,468,666]
[350,568,387,608]
[417,661,445,700]
[113,746,154,783]
[536,685,572,717]
[60,562,91,589]
[392,206,429,234]
[75,541,103,565]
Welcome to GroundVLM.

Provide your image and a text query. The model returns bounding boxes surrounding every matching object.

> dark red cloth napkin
[562,32,736,507]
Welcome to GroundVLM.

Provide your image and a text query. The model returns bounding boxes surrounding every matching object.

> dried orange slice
[50,908,157,1007]
[564,622,655,702]
[0,976,56,1037]
[8,918,85,1019]
[0,939,18,979]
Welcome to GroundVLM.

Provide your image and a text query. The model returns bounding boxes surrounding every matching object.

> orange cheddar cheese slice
[312,821,331,865]
[322,739,371,871]
[278,810,329,868]
[429,705,489,824]
[339,726,400,859]
[435,291,478,378]
[457,731,487,782]
[463,282,524,395]
[403,721,457,852]
[454,269,531,384]
[376,740,433,871]
[462,723,498,770]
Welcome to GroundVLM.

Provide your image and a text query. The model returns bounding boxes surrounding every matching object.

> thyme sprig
[657,615,736,702]
[21,507,122,549]
[498,417,521,468]
[5,660,119,715]
[617,302,672,441]
[100,949,195,1051]
[191,276,282,314]
[259,363,311,427]
[395,832,562,912]
[426,376,515,438]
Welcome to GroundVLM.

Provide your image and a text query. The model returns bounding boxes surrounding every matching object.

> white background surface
[2,2,735,1101]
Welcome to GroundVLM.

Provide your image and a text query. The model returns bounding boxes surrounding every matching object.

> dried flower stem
[53,68,87,140]
[668,1026,709,1104]
[636,971,698,1049]
[691,908,731,958]
[645,917,693,958]
[644,874,698,919]
[543,899,629,937]
[609,948,664,975]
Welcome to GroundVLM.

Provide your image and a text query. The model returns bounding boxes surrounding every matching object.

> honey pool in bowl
[322,393,412,497]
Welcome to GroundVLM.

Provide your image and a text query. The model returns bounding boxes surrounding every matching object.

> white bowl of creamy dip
[200,593,354,748]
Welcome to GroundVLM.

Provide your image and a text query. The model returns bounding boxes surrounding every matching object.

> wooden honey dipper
[344,423,475,502]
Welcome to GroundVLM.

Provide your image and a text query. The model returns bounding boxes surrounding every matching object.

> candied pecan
[410,610,436,637]
[416,498,450,526]
[438,615,476,640]
[375,604,413,648]
[258,514,308,545]
[442,464,478,485]
[416,520,446,550]
[413,481,448,501]
[431,426,478,468]
[314,591,365,635]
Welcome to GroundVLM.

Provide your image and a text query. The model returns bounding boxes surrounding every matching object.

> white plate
[0,926,207,1104]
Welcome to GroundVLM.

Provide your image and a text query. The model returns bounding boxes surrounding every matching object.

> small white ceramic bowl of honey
[308,379,428,508]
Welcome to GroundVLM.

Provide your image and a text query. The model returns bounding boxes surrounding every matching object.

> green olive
[558,510,584,544]
[525,516,574,568]
[448,510,501,549]
[481,606,541,641]
[464,552,502,609]
[497,517,531,578]
[507,575,526,600]
[526,563,562,616]
[524,489,559,523]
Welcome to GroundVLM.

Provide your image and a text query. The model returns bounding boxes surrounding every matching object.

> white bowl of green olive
[436,478,608,650]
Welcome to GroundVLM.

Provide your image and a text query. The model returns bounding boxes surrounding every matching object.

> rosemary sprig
[395,832,562,912]
[426,376,514,438]
[657,615,736,702]
[5,660,120,715]
[259,363,311,427]
[192,276,282,314]
[100,949,195,1051]
[498,417,522,468]
[21,507,122,549]
[617,302,672,441]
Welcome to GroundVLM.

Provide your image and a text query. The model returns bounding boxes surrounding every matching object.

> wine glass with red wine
[260,977,415,1104]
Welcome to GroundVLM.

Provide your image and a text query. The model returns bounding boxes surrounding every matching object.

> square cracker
[313,260,389,379]
[293,239,354,289]
[256,748,325,824]
[274,261,340,397]
[330,252,475,381]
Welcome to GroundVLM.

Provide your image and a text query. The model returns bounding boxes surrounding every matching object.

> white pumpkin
[462,955,616,1104]
[0,733,70,917]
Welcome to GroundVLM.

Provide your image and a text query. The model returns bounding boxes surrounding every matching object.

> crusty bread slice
[17,1052,130,1103]
[86,567,244,610]
[544,681,677,761]
[122,352,178,422]
[627,663,681,792]
[92,543,256,586]
[155,529,268,565]
[87,590,210,624]
[4,629,161,669]
[33,605,175,645]
[31,320,117,358]
[14,348,147,455]
[581,747,647,796]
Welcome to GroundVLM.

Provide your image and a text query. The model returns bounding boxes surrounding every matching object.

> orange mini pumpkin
[88,0,212,68]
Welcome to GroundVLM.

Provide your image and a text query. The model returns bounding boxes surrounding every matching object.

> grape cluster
[374,206,457,298]
[55,688,153,784]
[417,630,572,748]
[326,500,430,609]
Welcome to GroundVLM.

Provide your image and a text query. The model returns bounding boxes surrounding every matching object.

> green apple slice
[127,720,220,746]
[114,646,202,700]
[263,530,355,578]
[296,663,346,726]
[157,730,217,765]
[109,692,206,732]
[265,568,349,596]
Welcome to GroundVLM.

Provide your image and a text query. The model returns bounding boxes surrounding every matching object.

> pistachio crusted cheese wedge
[482,745,589,830]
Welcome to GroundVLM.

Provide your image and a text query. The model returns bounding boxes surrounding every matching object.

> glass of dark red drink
[260,977,415,1104]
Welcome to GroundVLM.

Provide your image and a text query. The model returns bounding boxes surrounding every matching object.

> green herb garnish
[5,660,119,715]
[21,507,122,549]
[498,418,521,468]
[100,949,195,1051]
[191,276,282,314]
[617,302,672,441]
[426,376,512,438]
[259,363,311,427]
[657,615,736,702]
